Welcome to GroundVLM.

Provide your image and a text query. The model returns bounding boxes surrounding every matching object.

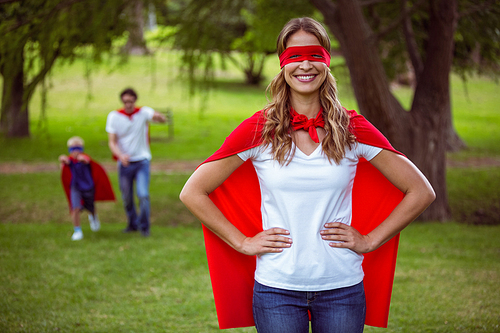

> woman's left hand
[320,222,373,254]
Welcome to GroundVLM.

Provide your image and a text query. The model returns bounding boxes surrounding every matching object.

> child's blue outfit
[68,156,95,213]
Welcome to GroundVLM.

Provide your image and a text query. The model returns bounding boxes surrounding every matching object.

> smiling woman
[282,32,329,100]
[180,17,435,333]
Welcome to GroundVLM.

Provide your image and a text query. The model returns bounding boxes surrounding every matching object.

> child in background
[59,136,115,240]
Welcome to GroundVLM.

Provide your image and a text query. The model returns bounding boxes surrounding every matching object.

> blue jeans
[118,159,151,232]
[253,281,366,333]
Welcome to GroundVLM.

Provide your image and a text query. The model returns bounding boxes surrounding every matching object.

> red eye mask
[279,45,331,68]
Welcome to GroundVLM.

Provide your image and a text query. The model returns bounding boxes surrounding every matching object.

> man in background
[106,88,166,236]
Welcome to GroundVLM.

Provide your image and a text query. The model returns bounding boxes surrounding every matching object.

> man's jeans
[253,280,366,333]
[118,159,151,232]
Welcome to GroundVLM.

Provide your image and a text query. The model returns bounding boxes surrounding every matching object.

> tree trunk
[311,0,455,220]
[409,0,457,220]
[0,50,30,138]
[312,0,411,153]
[123,0,149,55]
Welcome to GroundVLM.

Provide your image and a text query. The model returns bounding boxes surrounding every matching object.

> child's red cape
[61,156,116,209]
[200,109,404,329]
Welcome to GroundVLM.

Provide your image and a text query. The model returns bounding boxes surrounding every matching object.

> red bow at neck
[118,107,141,119]
[290,107,325,143]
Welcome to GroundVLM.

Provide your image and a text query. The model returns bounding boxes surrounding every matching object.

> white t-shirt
[237,142,382,291]
[105,106,155,162]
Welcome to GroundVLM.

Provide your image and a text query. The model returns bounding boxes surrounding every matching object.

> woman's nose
[299,60,313,70]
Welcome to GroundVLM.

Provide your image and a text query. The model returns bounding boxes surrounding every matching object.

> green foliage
[169,0,315,86]
[361,0,500,82]
[232,0,315,53]
[0,0,129,75]
[170,0,249,85]
[454,0,500,79]
[0,0,129,135]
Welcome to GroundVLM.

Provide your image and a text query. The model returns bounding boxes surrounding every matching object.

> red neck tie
[290,108,325,143]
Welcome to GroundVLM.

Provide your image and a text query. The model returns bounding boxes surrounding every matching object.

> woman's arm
[321,150,435,253]
[180,155,292,256]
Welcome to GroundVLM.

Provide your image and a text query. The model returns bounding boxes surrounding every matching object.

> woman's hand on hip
[320,222,373,254]
[240,228,292,256]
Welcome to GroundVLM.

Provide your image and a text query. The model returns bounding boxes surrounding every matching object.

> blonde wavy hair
[261,17,355,165]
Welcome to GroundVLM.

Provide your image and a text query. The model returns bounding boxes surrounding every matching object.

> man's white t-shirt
[237,142,382,291]
[105,106,155,162]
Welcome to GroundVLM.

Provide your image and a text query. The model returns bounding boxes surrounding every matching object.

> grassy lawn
[0,169,499,332]
[1,52,499,331]
[0,221,498,333]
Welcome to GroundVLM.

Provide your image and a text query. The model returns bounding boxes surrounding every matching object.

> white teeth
[296,75,315,80]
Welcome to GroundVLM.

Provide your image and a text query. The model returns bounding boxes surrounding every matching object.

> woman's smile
[294,74,318,82]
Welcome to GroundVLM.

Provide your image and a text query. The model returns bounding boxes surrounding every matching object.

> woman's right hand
[239,228,292,256]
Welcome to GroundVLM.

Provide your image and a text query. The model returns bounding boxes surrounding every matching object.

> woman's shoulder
[240,110,266,127]
[230,110,266,141]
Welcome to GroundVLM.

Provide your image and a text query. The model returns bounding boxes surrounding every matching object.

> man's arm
[152,111,167,123]
[108,133,130,167]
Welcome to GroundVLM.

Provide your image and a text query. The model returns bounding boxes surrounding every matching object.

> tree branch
[401,0,423,81]
[3,0,87,34]
[375,0,426,40]
[0,0,21,4]
[458,0,498,18]
[24,47,61,103]
[225,53,243,72]
[359,0,393,6]
[309,0,338,24]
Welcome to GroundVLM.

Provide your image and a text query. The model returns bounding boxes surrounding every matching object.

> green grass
[0,170,499,331]
[447,167,500,224]
[0,172,197,227]
[0,223,245,333]
[1,222,498,332]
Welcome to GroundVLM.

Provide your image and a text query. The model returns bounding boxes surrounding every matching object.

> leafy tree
[170,0,315,86]
[309,0,500,220]
[0,0,129,137]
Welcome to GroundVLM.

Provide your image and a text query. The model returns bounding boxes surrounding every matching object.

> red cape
[61,156,116,209]
[201,109,405,329]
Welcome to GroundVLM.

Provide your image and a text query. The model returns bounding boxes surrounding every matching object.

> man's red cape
[200,109,404,329]
[61,156,116,209]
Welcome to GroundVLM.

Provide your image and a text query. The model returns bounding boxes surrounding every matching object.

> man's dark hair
[120,88,138,101]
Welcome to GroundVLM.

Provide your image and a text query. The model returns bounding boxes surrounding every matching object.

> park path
[1,157,500,174]
[0,160,203,174]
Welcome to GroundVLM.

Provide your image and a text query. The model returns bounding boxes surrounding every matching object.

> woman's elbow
[179,186,190,205]
[428,187,436,204]
[422,183,436,207]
